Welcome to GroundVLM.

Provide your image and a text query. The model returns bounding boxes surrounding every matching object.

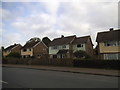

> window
[62,45,66,48]
[53,55,57,58]
[23,49,27,52]
[77,44,83,48]
[104,41,117,46]
[52,46,58,49]
[104,53,119,60]
[117,41,120,46]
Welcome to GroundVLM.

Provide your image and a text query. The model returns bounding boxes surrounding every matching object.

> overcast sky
[1,0,119,48]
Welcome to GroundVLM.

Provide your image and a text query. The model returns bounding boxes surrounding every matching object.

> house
[72,36,93,56]
[21,37,48,58]
[96,28,120,60]
[3,44,22,57]
[49,35,93,59]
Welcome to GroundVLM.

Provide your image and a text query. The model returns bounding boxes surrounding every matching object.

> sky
[0,0,119,48]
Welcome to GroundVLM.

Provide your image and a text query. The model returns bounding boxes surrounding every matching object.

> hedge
[73,59,120,69]
[2,57,120,69]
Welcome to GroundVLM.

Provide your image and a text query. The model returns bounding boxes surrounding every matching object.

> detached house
[21,37,48,58]
[49,35,93,59]
[96,28,120,60]
[72,36,93,56]
[3,44,22,57]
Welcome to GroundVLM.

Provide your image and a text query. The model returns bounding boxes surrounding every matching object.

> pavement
[2,64,120,77]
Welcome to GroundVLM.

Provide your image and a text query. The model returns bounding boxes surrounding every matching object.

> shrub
[74,50,90,59]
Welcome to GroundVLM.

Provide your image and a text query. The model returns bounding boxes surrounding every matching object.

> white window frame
[77,44,83,48]
[62,45,66,49]
[104,41,117,46]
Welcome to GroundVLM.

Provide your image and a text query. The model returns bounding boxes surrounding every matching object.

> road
[2,67,119,88]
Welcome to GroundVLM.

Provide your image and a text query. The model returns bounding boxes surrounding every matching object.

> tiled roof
[72,36,90,44]
[4,44,19,51]
[49,35,76,46]
[22,41,40,49]
[96,29,120,42]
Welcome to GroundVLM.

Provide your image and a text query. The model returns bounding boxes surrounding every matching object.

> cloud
[56,2,118,46]
[2,1,118,48]
[43,1,60,15]
[2,32,23,48]
[1,8,17,21]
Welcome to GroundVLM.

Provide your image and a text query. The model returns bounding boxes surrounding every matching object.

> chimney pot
[109,28,114,31]
[61,35,64,38]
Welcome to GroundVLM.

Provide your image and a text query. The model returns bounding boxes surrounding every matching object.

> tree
[42,37,51,46]
[74,50,90,59]
[7,52,21,58]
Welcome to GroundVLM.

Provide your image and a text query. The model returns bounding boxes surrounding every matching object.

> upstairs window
[29,48,31,51]
[52,46,58,49]
[77,44,83,48]
[62,45,66,48]
[104,41,117,46]
[23,49,27,52]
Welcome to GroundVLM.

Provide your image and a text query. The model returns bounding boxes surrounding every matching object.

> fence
[2,58,120,69]
[2,57,73,67]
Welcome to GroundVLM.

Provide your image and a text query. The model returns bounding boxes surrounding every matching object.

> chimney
[109,28,114,31]
[61,35,64,38]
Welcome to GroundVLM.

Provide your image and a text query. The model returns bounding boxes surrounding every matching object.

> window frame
[77,44,83,48]
[104,41,117,46]
[62,45,66,49]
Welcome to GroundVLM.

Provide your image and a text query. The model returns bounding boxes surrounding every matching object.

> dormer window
[104,41,117,46]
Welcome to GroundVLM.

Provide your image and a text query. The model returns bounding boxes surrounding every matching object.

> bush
[74,50,90,59]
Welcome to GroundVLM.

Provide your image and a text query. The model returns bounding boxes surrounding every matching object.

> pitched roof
[96,29,120,42]
[22,41,40,49]
[72,36,90,44]
[4,44,20,51]
[49,35,76,46]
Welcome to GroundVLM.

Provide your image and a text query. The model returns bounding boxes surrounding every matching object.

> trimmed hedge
[73,59,120,69]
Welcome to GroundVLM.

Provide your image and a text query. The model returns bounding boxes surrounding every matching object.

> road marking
[0,80,8,84]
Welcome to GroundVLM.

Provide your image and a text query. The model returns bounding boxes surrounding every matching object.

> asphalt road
[2,67,119,88]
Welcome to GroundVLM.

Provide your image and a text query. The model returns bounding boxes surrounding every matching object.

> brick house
[49,35,93,59]
[72,36,93,56]
[21,37,48,58]
[96,28,120,60]
[3,44,22,57]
